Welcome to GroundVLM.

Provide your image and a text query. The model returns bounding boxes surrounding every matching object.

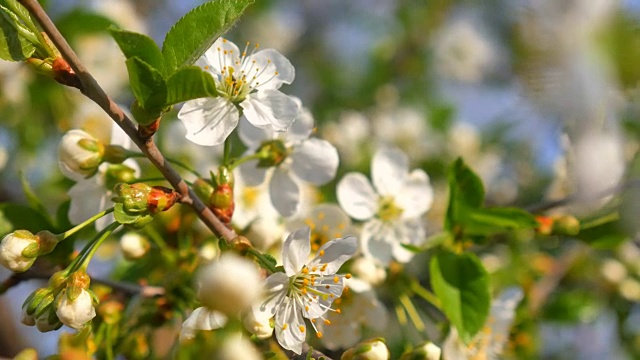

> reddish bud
[52,58,81,89]
[148,186,180,214]
[210,183,234,225]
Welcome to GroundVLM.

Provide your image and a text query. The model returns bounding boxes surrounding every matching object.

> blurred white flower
[239,104,339,217]
[253,227,356,354]
[55,289,96,330]
[432,16,498,83]
[341,338,390,360]
[372,107,435,163]
[318,278,388,350]
[337,147,433,265]
[243,310,274,339]
[216,333,262,360]
[350,256,387,286]
[119,232,149,260]
[322,111,371,167]
[197,253,262,316]
[179,307,227,342]
[178,38,297,146]
[286,203,355,253]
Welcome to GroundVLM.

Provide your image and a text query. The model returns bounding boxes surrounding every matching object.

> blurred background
[2,0,640,358]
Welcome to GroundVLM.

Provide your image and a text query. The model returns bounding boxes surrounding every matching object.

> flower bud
[215,333,262,360]
[22,288,51,324]
[0,230,39,272]
[105,164,138,190]
[55,288,97,330]
[120,232,150,260]
[341,338,390,360]
[113,183,179,214]
[197,253,262,316]
[180,307,228,342]
[243,310,273,339]
[256,140,289,167]
[35,307,62,332]
[552,215,580,236]
[351,256,387,286]
[400,341,441,360]
[58,129,104,181]
[193,178,214,204]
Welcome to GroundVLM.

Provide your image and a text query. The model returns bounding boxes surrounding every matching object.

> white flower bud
[351,256,386,286]
[35,309,61,332]
[197,253,262,316]
[216,333,261,360]
[0,230,39,272]
[401,342,441,360]
[243,310,274,339]
[119,232,149,260]
[58,129,104,181]
[55,289,96,329]
[342,338,390,360]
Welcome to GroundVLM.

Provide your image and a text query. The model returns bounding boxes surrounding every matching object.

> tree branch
[17,0,236,244]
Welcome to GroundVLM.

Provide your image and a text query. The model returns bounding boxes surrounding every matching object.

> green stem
[410,280,441,310]
[394,302,408,326]
[229,153,263,171]
[399,293,425,332]
[579,212,619,231]
[75,222,121,273]
[223,137,232,166]
[247,248,277,274]
[61,207,114,240]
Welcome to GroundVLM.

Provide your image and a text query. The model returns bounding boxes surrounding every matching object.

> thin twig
[17,0,236,244]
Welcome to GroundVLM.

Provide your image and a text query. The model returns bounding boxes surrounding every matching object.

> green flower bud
[103,144,128,164]
[400,341,441,360]
[341,338,390,360]
[193,178,214,204]
[105,164,137,190]
[256,140,289,167]
[114,183,152,214]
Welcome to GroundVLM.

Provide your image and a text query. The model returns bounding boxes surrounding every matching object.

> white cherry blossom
[178,38,298,146]
[239,104,339,217]
[253,227,356,354]
[337,147,433,265]
[55,289,96,330]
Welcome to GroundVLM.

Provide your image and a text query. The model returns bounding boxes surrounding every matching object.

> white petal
[68,177,105,225]
[204,38,240,75]
[360,220,394,265]
[180,307,228,341]
[270,168,300,217]
[396,169,434,219]
[238,159,269,186]
[249,48,295,89]
[305,276,344,318]
[242,90,298,131]
[337,173,378,220]
[288,105,314,142]
[178,97,239,146]
[308,236,357,274]
[290,139,339,185]
[255,272,289,318]
[275,297,305,354]
[392,241,415,264]
[239,116,272,148]
[282,227,311,276]
[372,147,409,196]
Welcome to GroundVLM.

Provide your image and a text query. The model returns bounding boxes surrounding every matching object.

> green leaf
[462,207,538,236]
[430,251,490,343]
[165,65,217,105]
[19,172,53,226]
[0,203,52,237]
[125,56,167,111]
[162,0,255,73]
[110,27,165,74]
[0,3,36,61]
[113,203,138,225]
[446,158,485,231]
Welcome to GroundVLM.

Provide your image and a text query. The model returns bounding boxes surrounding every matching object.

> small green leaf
[430,251,490,343]
[110,27,165,74]
[0,3,36,61]
[162,0,255,73]
[113,203,138,225]
[445,158,485,231]
[166,65,217,105]
[125,56,167,111]
[0,203,52,237]
[19,172,54,226]
[462,207,538,236]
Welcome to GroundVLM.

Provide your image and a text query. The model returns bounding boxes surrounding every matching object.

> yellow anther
[246,41,250,45]
[255,43,260,48]
[345,273,352,279]
[302,288,307,294]
[324,319,331,325]
[204,65,210,70]
[312,266,318,272]
[333,276,339,283]
[302,267,309,274]
[318,211,326,220]
[335,298,342,305]
[325,285,331,289]
[283,324,288,330]
[311,318,317,323]
[321,264,328,272]
[223,39,227,42]
[303,279,309,285]
[305,306,309,311]
[275,71,279,75]
[299,325,305,332]
[317,332,323,338]
[336,308,342,314]
[304,218,315,228]
[224,50,228,54]
[319,250,325,257]
[338,223,346,230]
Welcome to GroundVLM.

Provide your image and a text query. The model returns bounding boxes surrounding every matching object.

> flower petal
[249,48,295,89]
[290,139,339,185]
[288,103,314,142]
[203,38,240,76]
[178,97,239,146]
[270,168,300,217]
[396,169,434,219]
[304,275,344,318]
[180,307,228,341]
[239,117,272,148]
[337,173,378,220]
[308,236,357,275]
[372,147,408,196]
[360,220,394,265]
[282,227,311,276]
[68,177,105,225]
[242,90,298,131]
[254,272,289,318]
[238,159,269,186]
[275,297,306,354]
